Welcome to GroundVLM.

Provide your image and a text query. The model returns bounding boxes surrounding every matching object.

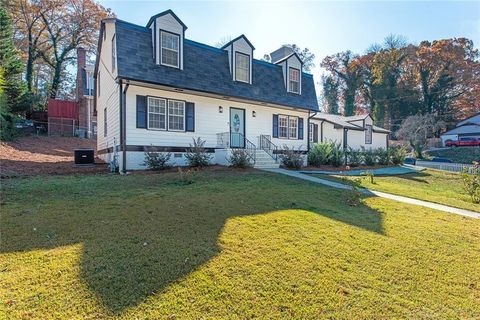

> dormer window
[235,52,250,83]
[289,68,300,94]
[161,31,180,68]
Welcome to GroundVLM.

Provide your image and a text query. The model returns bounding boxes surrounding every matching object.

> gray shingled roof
[442,124,480,136]
[115,20,318,111]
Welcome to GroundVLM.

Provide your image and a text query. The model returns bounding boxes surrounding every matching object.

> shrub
[362,147,376,166]
[376,148,390,165]
[143,150,172,170]
[346,147,363,167]
[389,146,407,165]
[279,145,304,169]
[185,137,212,167]
[228,149,253,168]
[308,142,333,166]
[329,142,345,167]
[462,163,480,204]
[0,112,16,141]
[362,170,375,184]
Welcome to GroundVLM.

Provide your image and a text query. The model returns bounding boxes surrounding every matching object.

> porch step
[253,149,279,169]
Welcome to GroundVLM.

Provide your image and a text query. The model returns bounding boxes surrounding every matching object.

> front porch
[215,132,280,168]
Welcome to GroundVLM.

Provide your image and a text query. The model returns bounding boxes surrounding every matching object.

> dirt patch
[0,136,107,178]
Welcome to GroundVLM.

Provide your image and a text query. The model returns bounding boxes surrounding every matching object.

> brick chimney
[77,47,87,131]
[77,47,86,101]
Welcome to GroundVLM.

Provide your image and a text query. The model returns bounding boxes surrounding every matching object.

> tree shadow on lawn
[1,170,384,314]
[382,171,431,184]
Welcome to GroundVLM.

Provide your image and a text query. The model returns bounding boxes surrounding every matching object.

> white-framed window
[309,123,314,142]
[289,117,298,139]
[365,124,372,144]
[289,67,300,94]
[148,97,167,130]
[112,35,116,71]
[161,31,179,68]
[278,115,299,139]
[278,115,288,139]
[168,100,185,131]
[235,52,250,83]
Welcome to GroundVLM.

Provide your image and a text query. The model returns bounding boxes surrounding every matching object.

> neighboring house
[441,113,480,146]
[310,114,389,150]
[94,9,389,172]
[77,48,96,138]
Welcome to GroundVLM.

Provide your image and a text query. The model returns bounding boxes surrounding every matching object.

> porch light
[252,111,256,117]
[219,106,223,113]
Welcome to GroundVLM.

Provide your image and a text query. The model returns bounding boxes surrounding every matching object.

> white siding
[154,14,184,69]
[346,129,365,150]
[96,21,120,163]
[310,118,387,150]
[123,85,309,170]
[371,132,388,149]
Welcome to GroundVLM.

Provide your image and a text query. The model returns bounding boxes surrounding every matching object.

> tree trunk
[49,61,62,99]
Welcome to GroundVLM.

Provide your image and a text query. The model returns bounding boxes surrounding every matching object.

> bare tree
[396,113,445,158]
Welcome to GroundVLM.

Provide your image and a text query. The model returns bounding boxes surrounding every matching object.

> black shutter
[272,114,279,138]
[185,102,195,132]
[136,95,147,128]
[313,124,318,143]
[298,118,304,140]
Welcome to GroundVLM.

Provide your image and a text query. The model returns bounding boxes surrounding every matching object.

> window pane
[289,68,300,93]
[168,100,185,131]
[289,117,298,139]
[148,98,166,129]
[235,53,249,82]
[279,115,288,138]
[161,32,179,67]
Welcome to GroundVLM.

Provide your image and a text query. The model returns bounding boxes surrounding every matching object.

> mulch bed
[0,136,107,178]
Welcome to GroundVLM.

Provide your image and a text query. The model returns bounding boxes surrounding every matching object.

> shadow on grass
[383,171,431,184]
[1,170,384,314]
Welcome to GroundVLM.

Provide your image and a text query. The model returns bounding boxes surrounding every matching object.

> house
[441,112,480,146]
[94,9,389,172]
[309,113,390,150]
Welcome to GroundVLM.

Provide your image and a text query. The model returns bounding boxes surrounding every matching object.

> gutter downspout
[121,80,129,174]
[320,120,324,143]
[307,110,317,152]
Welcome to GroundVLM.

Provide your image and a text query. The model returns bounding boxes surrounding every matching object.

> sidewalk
[262,168,480,219]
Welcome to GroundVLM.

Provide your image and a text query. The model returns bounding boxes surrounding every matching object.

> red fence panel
[47,99,79,120]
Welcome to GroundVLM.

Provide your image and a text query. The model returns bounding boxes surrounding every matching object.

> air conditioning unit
[74,149,94,166]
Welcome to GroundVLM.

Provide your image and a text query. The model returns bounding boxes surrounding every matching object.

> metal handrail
[259,134,278,162]
[216,132,256,164]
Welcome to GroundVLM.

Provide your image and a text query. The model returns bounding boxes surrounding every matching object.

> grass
[426,147,480,164]
[313,169,479,213]
[1,169,479,319]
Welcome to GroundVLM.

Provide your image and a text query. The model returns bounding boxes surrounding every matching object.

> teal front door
[230,108,245,148]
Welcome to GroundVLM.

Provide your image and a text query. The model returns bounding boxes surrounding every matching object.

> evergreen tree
[0,6,28,114]
[322,75,340,114]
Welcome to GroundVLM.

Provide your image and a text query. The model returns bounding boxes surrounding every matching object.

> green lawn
[313,169,480,213]
[426,147,480,164]
[1,169,479,319]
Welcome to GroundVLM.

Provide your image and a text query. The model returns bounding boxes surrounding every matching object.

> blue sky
[99,0,480,85]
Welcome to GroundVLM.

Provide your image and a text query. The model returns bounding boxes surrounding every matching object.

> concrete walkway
[300,165,423,176]
[262,168,480,219]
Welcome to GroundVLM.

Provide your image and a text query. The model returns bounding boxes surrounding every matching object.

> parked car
[445,137,480,147]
